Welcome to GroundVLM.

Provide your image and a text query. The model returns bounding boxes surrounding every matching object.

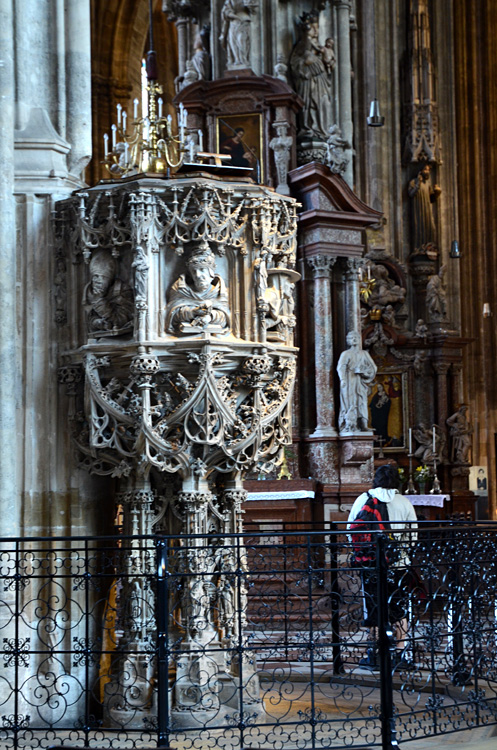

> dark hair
[235,128,244,135]
[373,464,399,490]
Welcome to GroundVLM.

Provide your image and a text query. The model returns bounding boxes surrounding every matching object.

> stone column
[345,257,362,339]
[0,0,18,539]
[307,255,337,437]
[335,0,353,186]
[65,0,92,178]
[176,17,189,78]
[433,360,450,445]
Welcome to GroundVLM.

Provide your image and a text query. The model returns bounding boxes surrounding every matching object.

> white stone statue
[165,242,231,334]
[190,34,210,80]
[83,250,134,334]
[289,12,334,140]
[446,405,472,464]
[337,331,377,433]
[219,0,256,70]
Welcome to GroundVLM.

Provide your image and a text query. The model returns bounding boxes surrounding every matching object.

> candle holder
[102,52,191,177]
[429,458,442,494]
[405,453,417,494]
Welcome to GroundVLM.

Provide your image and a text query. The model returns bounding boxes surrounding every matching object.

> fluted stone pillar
[336,0,353,186]
[308,255,337,437]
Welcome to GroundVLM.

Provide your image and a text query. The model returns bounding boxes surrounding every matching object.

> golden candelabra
[102,78,198,177]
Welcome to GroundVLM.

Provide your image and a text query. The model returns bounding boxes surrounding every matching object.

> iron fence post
[156,537,169,746]
[377,534,398,750]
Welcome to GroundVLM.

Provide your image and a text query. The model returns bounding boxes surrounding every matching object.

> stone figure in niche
[426,265,447,321]
[368,264,406,309]
[413,422,446,464]
[83,250,134,335]
[408,164,441,253]
[165,242,230,334]
[132,246,149,304]
[289,12,334,140]
[219,0,256,70]
[261,267,299,341]
[446,405,472,464]
[337,330,377,433]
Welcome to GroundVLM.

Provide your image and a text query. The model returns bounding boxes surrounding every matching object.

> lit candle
[122,111,127,133]
[116,103,122,125]
[111,123,117,148]
[432,425,436,454]
[133,98,139,119]
[408,427,412,455]
[103,132,109,157]
[198,128,203,152]
[158,97,163,118]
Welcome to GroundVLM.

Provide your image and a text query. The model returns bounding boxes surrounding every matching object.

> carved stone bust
[83,250,134,336]
[165,242,231,335]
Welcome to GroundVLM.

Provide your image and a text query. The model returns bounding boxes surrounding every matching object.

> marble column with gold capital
[307,255,337,437]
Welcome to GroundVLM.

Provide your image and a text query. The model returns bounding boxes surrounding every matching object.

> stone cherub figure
[83,250,134,335]
[165,242,230,334]
[446,405,472,464]
[337,330,377,433]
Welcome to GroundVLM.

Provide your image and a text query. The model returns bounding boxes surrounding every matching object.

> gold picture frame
[216,113,263,182]
[368,371,408,452]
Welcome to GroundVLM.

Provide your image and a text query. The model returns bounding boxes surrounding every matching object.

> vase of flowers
[415,464,431,494]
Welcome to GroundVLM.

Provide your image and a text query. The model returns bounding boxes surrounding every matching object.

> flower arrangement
[415,464,431,481]
[397,467,406,482]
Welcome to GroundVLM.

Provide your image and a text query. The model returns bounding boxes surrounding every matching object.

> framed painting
[368,371,408,451]
[216,113,263,181]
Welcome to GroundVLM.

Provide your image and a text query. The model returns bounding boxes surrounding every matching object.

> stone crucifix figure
[337,331,377,434]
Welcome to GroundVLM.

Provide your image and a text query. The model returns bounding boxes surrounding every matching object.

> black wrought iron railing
[0,523,496,749]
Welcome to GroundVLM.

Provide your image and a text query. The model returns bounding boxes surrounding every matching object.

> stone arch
[89,0,178,184]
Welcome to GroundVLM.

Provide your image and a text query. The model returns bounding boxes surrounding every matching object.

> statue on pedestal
[83,250,134,335]
[408,164,441,254]
[165,242,231,334]
[219,0,256,70]
[289,11,334,140]
[337,331,377,433]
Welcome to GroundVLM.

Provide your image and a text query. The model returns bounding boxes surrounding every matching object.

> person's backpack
[349,491,398,567]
